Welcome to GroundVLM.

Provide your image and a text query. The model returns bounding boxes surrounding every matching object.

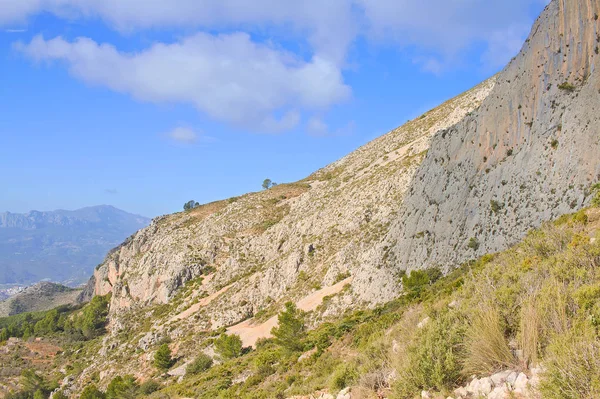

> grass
[463,304,516,376]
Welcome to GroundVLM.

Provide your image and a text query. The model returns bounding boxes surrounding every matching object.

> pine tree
[271,302,306,352]
[154,344,173,371]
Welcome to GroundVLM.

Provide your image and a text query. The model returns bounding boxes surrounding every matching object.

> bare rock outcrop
[380,0,600,273]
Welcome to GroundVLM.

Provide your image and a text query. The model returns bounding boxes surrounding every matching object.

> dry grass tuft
[463,304,515,376]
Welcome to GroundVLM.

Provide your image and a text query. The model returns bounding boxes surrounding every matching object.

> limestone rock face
[91,76,494,327]
[381,0,600,273]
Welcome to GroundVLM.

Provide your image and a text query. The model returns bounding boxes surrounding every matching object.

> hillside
[1,0,599,398]
[0,282,81,317]
[0,205,150,286]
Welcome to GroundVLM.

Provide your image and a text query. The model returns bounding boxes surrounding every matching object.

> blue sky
[0,0,548,218]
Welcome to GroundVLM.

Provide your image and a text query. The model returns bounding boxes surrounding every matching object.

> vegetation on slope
[2,192,600,399]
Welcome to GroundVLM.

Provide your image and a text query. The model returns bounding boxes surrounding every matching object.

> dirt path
[169,280,231,323]
[227,277,353,347]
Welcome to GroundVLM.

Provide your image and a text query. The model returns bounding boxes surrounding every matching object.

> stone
[490,370,512,386]
[337,388,351,399]
[421,390,431,399]
[513,372,529,394]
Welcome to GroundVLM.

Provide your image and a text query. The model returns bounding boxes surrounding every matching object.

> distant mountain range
[0,205,150,286]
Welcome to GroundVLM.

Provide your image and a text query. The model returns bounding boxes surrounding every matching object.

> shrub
[254,348,281,376]
[490,200,503,214]
[80,385,106,399]
[558,82,576,92]
[592,184,600,207]
[328,363,359,393]
[468,237,480,251]
[186,353,213,375]
[401,269,441,300]
[138,380,160,395]
[106,375,138,399]
[214,333,243,359]
[271,302,306,352]
[540,324,600,399]
[154,344,174,371]
[463,305,515,375]
[392,311,466,397]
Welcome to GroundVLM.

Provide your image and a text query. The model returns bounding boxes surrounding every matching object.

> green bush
[401,268,442,300]
[214,333,243,359]
[328,363,358,393]
[186,353,213,375]
[154,344,174,371]
[138,380,160,395]
[106,375,138,399]
[80,384,106,399]
[271,302,306,352]
[392,311,466,398]
[540,324,600,399]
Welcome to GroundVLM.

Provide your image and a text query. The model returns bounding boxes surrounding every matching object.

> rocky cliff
[91,0,599,340]
[380,0,600,273]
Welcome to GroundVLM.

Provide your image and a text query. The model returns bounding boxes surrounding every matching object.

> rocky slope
[380,0,600,273]
[91,79,495,329]
[86,0,600,383]
[0,282,81,317]
[0,205,150,285]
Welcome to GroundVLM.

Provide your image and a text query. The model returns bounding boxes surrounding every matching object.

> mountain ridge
[0,205,150,286]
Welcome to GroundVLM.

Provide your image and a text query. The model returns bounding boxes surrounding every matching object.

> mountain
[0,282,81,317]
[2,0,600,398]
[89,0,599,327]
[0,205,150,286]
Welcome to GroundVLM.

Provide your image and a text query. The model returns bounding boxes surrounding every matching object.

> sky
[0,0,549,218]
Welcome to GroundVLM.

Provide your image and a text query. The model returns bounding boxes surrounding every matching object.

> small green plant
[154,344,174,371]
[186,353,213,375]
[329,363,358,393]
[468,237,480,251]
[106,375,138,399]
[490,200,503,214]
[214,333,243,359]
[558,82,576,92]
[80,385,106,399]
[550,139,559,149]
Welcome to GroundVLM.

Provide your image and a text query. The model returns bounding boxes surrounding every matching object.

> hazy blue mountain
[0,205,150,286]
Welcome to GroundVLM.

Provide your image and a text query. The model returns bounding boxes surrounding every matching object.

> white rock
[488,386,509,399]
[490,370,512,386]
[453,386,468,398]
[478,377,493,395]
[514,372,529,394]
[421,390,431,399]
[506,371,518,386]
[337,388,350,399]
[417,317,430,329]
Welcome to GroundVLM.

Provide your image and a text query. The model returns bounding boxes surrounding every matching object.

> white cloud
[166,127,198,144]
[357,0,550,71]
[0,0,355,64]
[15,34,351,132]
